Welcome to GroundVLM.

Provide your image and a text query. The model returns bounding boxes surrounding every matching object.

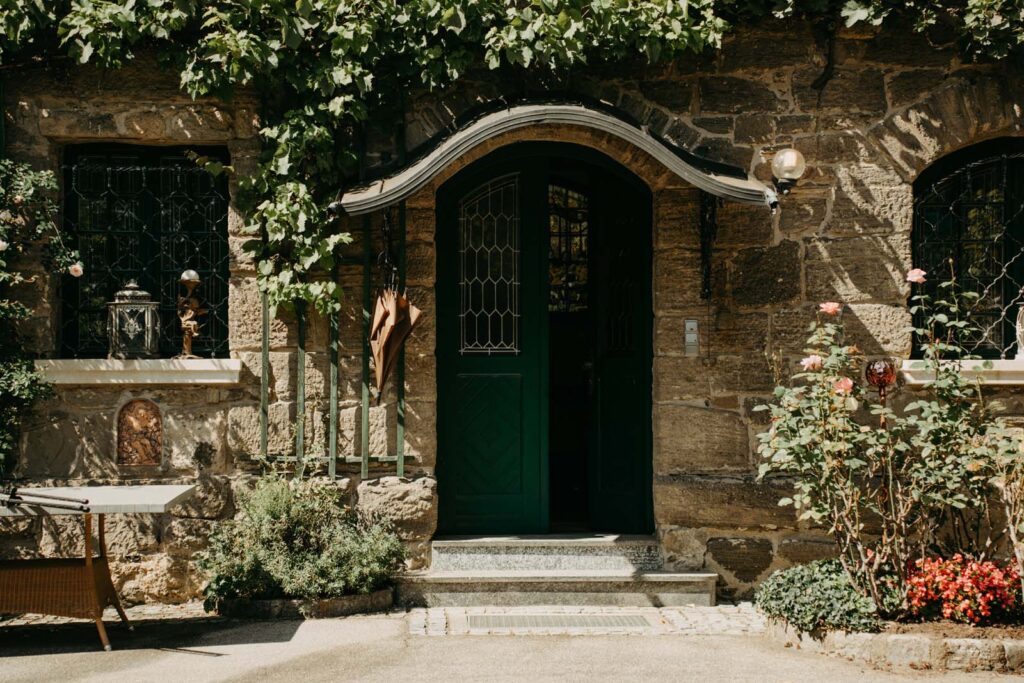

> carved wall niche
[117,399,163,466]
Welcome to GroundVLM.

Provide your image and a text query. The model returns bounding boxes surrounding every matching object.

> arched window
[913,138,1024,358]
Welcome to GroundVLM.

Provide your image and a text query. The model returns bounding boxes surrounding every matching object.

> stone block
[699,77,785,114]
[654,249,705,311]
[842,304,913,356]
[827,163,912,236]
[162,517,216,556]
[804,235,910,304]
[38,108,117,138]
[171,474,235,520]
[719,27,815,71]
[793,131,877,166]
[640,80,694,112]
[777,536,837,564]
[708,355,776,395]
[227,402,295,459]
[111,554,196,604]
[104,515,163,556]
[659,526,709,570]
[793,66,886,114]
[944,638,1005,671]
[692,117,732,135]
[730,240,801,307]
[779,194,827,236]
[356,476,437,541]
[654,405,751,474]
[163,408,228,473]
[733,114,774,145]
[705,537,773,582]
[654,476,797,529]
[692,138,753,170]
[228,277,291,350]
[653,356,709,400]
[168,106,233,141]
[715,201,773,248]
[121,110,168,138]
[655,187,700,250]
[1004,641,1024,672]
[19,410,117,479]
[884,634,933,669]
[887,69,950,109]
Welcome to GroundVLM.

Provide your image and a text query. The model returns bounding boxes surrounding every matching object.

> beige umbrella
[369,288,422,401]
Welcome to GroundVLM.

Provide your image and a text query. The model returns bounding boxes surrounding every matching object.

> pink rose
[800,354,823,371]
[906,268,927,284]
[833,377,854,395]
[68,262,84,278]
[819,302,842,316]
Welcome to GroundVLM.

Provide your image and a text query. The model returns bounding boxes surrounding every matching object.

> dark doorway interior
[547,177,592,532]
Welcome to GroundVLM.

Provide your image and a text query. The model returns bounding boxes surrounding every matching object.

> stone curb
[764,618,1024,673]
[217,588,393,619]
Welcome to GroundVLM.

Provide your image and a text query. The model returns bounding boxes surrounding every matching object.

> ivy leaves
[3,0,1024,316]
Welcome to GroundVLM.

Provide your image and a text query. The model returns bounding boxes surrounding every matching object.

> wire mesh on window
[61,146,230,359]
[548,184,589,313]
[913,146,1024,359]
[459,174,519,354]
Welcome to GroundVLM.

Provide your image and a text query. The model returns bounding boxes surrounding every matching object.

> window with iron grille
[61,144,230,359]
[912,138,1024,359]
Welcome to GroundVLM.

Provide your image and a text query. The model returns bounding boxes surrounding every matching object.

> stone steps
[398,535,718,607]
[396,569,718,607]
[429,534,664,572]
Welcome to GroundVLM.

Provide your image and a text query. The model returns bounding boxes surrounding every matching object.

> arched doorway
[436,142,654,535]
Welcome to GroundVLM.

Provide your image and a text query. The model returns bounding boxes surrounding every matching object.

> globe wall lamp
[771,148,807,196]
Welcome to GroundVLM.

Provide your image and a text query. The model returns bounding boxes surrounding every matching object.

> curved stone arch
[338,103,776,214]
[868,73,1024,183]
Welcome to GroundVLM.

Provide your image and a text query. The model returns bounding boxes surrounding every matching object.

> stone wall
[2,20,1024,602]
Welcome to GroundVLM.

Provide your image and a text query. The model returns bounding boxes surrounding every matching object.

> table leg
[84,514,112,651]
[97,514,132,630]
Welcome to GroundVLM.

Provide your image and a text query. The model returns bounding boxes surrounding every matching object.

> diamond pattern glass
[914,146,1024,358]
[459,174,519,354]
[61,146,230,359]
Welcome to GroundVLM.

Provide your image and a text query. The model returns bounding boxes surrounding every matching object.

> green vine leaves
[3,1,1024,314]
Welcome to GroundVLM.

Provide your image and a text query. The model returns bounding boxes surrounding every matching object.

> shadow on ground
[0,617,303,657]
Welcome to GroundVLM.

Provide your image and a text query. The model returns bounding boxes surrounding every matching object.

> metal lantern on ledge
[107,280,160,359]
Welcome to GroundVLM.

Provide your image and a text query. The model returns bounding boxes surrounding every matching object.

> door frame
[435,141,654,535]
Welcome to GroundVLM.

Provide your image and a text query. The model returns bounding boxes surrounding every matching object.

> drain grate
[467,614,652,629]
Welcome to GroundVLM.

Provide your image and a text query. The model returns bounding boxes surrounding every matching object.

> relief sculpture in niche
[117,400,163,466]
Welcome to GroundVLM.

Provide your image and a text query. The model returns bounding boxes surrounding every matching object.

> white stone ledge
[35,358,244,386]
[901,359,1024,386]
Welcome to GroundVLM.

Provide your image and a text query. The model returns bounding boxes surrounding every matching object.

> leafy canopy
[2,1,1022,311]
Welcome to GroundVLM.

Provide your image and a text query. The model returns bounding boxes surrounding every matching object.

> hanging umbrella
[369,288,421,401]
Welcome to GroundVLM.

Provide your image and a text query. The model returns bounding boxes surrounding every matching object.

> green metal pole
[396,201,406,477]
[328,264,339,480]
[295,299,306,476]
[361,215,371,479]
[260,292,269,459]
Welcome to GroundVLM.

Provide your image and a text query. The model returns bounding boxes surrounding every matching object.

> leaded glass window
[61,145,230,358]
[913,139,1024,359]
[548,184,589,312]
[458,174,519,354]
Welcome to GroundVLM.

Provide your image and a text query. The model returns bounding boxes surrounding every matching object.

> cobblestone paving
[0,601,215,628]
[406,603,766,637]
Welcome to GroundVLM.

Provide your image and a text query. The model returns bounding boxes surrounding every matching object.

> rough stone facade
[3,22,1024,601]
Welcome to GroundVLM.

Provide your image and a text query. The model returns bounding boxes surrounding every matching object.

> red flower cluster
[907,555,1022,625]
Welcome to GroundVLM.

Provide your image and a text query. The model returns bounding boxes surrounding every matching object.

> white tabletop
[0,484,196,516]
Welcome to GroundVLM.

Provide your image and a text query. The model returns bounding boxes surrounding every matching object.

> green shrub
[199,476,405,610]
[755,560,884,634]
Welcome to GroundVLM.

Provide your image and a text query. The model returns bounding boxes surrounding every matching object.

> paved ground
[0,604,1008,682]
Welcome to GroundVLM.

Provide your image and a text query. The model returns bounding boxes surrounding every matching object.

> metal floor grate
[467,614,652,629]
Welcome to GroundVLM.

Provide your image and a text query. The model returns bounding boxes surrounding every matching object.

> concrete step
[396,569,718,607]
[430,534,663,572]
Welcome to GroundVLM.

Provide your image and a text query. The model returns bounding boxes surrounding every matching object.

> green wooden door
[437,145,652,535]
[437,161,548,534]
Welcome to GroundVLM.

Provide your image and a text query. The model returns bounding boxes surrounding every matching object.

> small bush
[199,476,405,610]
[755,560,883,634]
[907,555,1021,625]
